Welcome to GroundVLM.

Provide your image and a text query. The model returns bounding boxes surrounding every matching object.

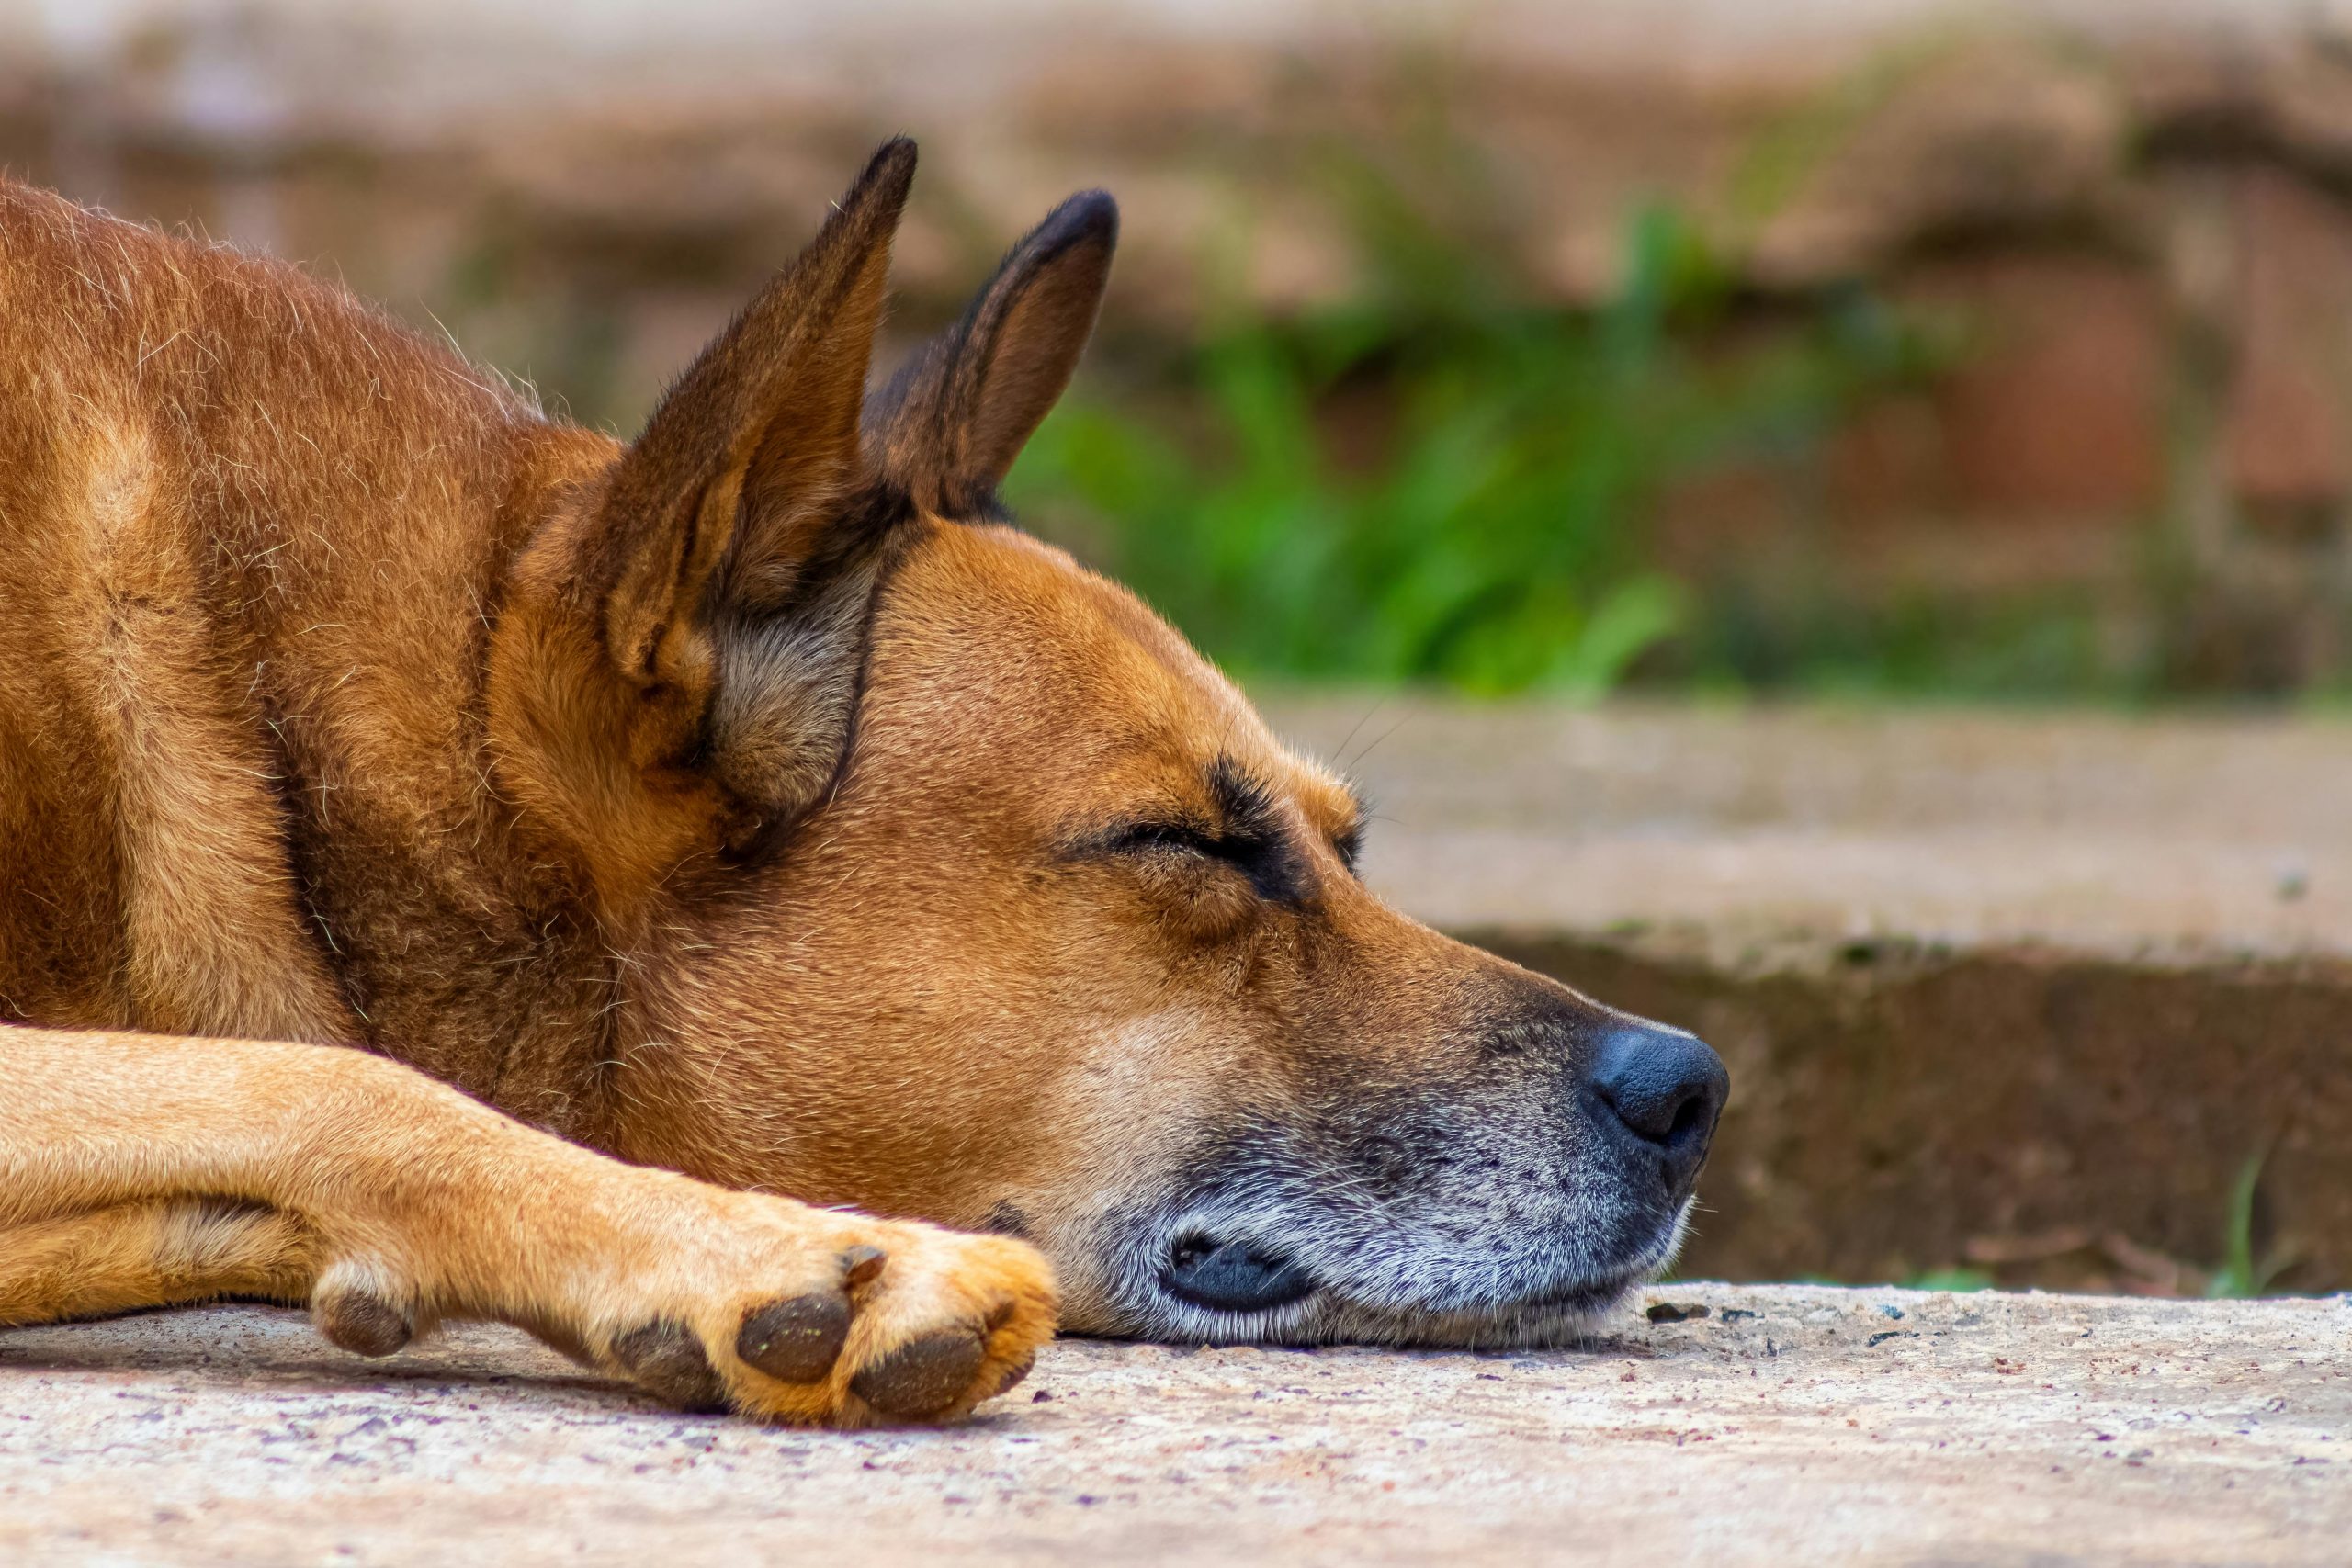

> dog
[0,140,1728,1425]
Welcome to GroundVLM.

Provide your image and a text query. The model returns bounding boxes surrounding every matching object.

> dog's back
[0,181,611,1077]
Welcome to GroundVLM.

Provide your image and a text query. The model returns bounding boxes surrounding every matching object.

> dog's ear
[498,141,929,893]
[867,189,1117,512]
[588,137,913,706]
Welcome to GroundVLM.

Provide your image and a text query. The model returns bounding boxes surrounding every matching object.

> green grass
[1902,1267,1996,1293]
[1003,57,2352,705]
[1009,166,1936,695]
[2205,1148,2295,1300]
[1868,1148,2300,1300]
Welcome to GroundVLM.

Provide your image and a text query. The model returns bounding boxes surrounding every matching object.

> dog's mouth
[1146,1222,1671,1340]
[1160,1232,1317,1314]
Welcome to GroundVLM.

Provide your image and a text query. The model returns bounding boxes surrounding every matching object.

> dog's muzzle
[1085,1010,1729,1348]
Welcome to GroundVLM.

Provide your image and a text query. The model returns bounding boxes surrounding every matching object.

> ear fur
[867,189,1118,512]
[494,141,924,902]
[587,136,916,710]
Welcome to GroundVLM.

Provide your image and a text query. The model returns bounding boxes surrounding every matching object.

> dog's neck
[243,416,645,1137]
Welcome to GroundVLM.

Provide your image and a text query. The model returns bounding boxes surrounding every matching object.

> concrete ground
[5,1287,2346,1565]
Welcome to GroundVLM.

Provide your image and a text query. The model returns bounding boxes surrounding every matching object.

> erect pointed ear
[867,189,1117,512]
[586,137,915,701]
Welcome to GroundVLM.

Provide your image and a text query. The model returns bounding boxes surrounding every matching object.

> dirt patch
[1488,934,2352,1292]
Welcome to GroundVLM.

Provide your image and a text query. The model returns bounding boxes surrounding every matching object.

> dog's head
[492,141,1726,1346]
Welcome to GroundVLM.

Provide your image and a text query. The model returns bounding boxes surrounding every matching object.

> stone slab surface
[1262,700,2352,965]
[5,1287,2348,1566]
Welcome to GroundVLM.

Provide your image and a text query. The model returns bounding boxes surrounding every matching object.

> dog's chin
[1104,1202,1692,1350]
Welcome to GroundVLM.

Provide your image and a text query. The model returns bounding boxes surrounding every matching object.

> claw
[842,1244,888,1291]
[988,1347,1036,1397]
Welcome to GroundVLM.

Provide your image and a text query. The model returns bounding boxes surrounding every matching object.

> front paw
[598,1205,1056,1426]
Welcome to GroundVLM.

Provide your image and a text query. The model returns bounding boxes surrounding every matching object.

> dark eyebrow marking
[1204,755,1279,840]
[1199,756,1313,904]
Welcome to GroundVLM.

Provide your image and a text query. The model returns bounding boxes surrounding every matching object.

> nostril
[1590,1024,1729,1160]
[1663,1088,1710,1148]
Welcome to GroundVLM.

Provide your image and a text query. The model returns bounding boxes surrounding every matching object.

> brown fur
[0,141,1723,1425]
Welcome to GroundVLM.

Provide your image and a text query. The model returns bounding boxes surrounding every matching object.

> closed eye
[1077,757,1348,907]
[1103,815,1360,884]
[1105,819,1263,868]
[1089,817,1311,905]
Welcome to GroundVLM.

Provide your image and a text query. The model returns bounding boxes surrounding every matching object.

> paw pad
[613,1318,729,1413]
[850,1328,988,1418]
[736,1292,851,1383]
[314,1287,413,1358]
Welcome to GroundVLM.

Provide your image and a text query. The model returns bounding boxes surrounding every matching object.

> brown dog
[0,141,1727,1425]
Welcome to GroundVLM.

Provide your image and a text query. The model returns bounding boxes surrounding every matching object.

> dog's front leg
[0,1028,1054,1424]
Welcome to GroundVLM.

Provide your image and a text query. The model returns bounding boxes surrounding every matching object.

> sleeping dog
[0,141,1725,1424]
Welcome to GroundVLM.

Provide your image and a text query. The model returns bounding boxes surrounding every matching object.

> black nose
[1590,1023,1728,1201]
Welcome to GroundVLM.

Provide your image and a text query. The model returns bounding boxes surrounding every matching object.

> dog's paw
[592,1200,1055,1426]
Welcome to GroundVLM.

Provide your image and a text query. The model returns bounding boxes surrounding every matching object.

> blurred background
[9,0,2350,1298]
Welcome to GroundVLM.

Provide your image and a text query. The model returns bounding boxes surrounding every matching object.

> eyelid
[1107,820,1252,862]
[1100,817,1362,876]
